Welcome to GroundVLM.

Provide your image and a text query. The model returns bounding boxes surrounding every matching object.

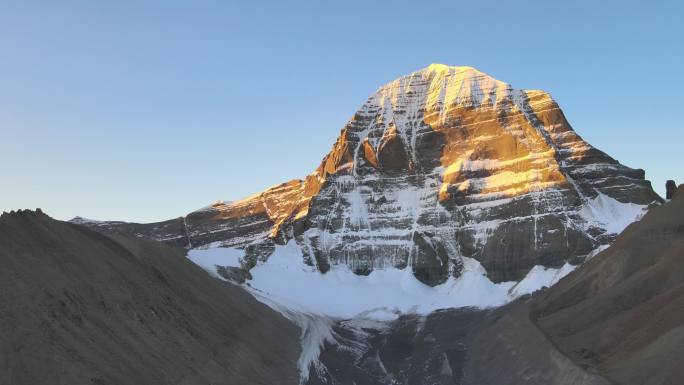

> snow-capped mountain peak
[72,64,661,289]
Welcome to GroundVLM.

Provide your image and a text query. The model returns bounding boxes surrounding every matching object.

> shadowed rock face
[1,210,300,385]
[666,179,677,199]
[72,64,661,285]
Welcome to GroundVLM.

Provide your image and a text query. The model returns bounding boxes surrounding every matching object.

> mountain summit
[74,65,661,286]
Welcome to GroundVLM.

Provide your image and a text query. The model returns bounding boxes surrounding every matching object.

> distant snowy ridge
[70,216,104,225]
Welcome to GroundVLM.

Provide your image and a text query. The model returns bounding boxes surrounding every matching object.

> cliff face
[73,64,661,285]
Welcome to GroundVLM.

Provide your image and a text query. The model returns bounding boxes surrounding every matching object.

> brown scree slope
[0,210,300,385]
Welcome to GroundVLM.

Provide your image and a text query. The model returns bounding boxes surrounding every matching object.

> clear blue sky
[1,0,682,222]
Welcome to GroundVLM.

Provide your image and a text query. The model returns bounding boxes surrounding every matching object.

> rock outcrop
[72,64,661,285]
[666,179,677,199]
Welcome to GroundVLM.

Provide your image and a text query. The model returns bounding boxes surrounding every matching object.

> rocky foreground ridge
[73,64,661,285]
[0,210,300,385]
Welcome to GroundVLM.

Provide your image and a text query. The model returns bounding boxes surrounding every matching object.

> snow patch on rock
[581,193,647,234]
[508,262,576,298]
[186,247,243,279]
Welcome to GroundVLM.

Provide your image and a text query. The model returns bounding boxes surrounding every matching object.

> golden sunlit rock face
[331,65,583,204]
[79,65,661,285]
[193,123,356,242]
[208,180,309,238]
[219,67,575,232]
[187,65,656,283]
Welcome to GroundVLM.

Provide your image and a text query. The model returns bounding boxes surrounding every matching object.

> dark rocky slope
[307,305,610,385]
[0,210,300,385]
[307,186,684,385]
[533,184,684,385]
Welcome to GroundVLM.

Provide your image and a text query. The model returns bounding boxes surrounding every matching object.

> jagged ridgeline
[73,64,661,285]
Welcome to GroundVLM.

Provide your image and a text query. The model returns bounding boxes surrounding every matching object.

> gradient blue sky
[1,0,682,222]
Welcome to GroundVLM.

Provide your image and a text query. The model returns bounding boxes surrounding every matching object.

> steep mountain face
[303,185,684,385]
[73,64,660,285]
[0,210,300,385]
